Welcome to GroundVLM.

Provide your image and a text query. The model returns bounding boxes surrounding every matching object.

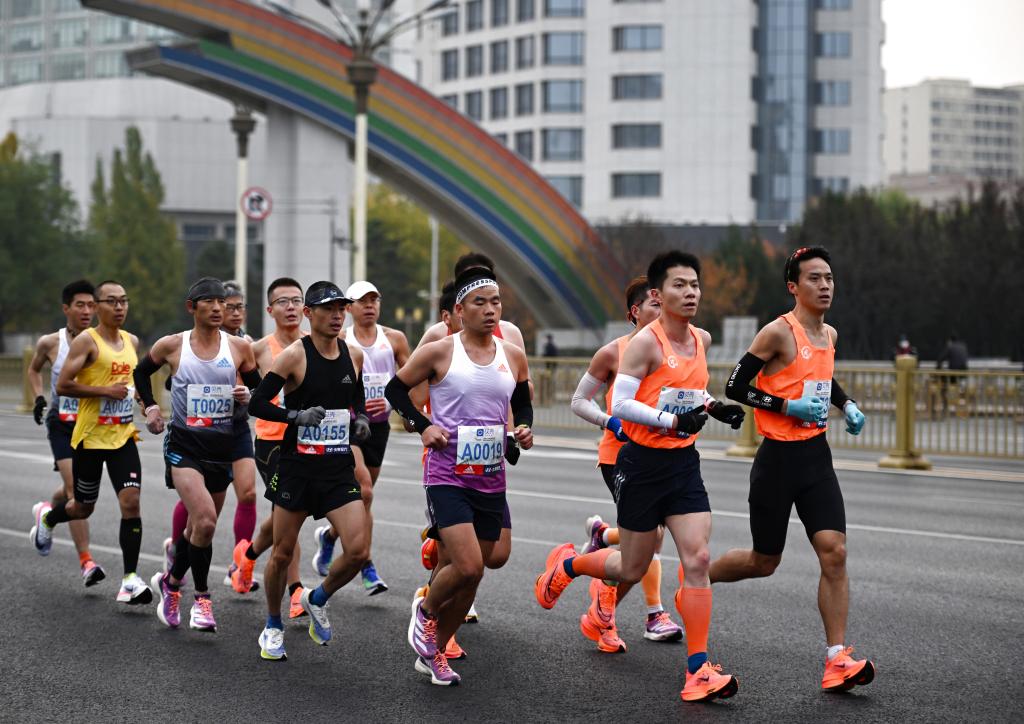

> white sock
[827,644,845,661]
[647,605,664,615]
[601,528,614,546]
[651,553,660,560]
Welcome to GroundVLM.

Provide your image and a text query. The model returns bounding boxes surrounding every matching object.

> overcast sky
[883,0,1024,88]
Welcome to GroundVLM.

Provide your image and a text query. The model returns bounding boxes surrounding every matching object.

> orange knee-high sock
[78,551,93,566]
[568,548,614,579]
[604,527,620,546]
[676,587,712,658]
[641,556,662,610]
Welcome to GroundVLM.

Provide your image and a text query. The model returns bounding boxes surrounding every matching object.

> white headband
[456,278,498,304]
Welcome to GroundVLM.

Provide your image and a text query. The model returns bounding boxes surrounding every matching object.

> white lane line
[931,495,1024,508]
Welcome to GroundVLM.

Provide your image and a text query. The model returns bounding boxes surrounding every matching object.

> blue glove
[844,401,865,435]
[606,416,629,443]
[786,395,828,423]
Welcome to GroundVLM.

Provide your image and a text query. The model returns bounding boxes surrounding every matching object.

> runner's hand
[605,416,629,442]
[232,384,251,405]
[504,432,521,465]
[295,406,326,427]
[707,400,745,429]
[365,398,388,417]
[420,424,449,450]
[843,401,865,435]
[352,413,371,443]
[33,396,47,425]
[107,382,130,400]
[145,405,165,435]
[785,395,827,423]
[513,424,533,450]
[674,405,707,434]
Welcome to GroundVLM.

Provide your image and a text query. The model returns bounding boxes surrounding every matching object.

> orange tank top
[597,337,629,465]
[254,334,289,441]
[621,320,709,450]
[753,311,835,442]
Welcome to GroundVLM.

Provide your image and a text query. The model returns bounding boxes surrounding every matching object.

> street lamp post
[316,0,452,283]
[230,106,257,295]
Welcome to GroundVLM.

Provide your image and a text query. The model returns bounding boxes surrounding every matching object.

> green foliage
[0,133,83,350]
[712,225,789,327]
[87,127,184,341]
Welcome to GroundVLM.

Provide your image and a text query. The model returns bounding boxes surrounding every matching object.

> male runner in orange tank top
[711,245,873,692]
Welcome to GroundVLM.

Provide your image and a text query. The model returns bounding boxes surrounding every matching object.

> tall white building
[407,0,884,224]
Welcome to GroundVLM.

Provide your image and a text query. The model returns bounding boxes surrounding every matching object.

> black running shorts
[270,465,362,520]
[599,462,617,498]
[72,438,142,505]
[354,421,390,469]
[748,434,846,556]
[613,442,710,532]
[255,438,282,494]
[163,429,233,495]
[46,409,75,462]
[425,485,506,542]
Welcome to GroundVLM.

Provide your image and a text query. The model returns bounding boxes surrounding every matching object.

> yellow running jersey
[71,328,138,450]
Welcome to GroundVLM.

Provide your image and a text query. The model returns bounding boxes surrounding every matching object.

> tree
[0,133,83,351]
[713,225,789,326]
[87,126,184,341]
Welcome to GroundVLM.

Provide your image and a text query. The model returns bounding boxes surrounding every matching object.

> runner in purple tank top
[386,267,533,686]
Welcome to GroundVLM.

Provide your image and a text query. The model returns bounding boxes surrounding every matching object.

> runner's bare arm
[386,340,449,447]
[55,332,119,399]
[27,333,57,399]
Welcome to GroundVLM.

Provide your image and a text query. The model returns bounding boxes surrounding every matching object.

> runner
[311,280,411,596]
[711,245,874,692]
[569,275,684,650]
[387,267,533,685]
[534,252,744,702]
[134,278,260,632]
[249,281,372,661]
[226,278,309,618]
[30,280,153,606]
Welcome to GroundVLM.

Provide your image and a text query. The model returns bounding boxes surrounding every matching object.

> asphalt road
[1,412,1022,723]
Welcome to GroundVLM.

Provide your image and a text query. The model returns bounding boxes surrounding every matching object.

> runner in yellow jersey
[30,280,153,606]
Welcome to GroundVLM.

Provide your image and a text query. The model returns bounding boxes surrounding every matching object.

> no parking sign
[241,187,272,220]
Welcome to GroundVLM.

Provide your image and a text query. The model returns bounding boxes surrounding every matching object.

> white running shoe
[189,596,217,632]
[259,627,287,661]
[30,502,53,556]
[116,573,153,605]
[464,601,480,624]
[301,588,332,645]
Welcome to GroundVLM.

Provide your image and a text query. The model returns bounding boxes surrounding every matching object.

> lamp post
[230,106,257,295]
[316,0,452,283]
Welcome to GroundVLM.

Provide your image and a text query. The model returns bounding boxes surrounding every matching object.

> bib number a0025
[297,409,351,455]
[653,387,704,438]
[800,379,832,428]
[98,386,134,425]
[57,396,79,422]
[455,425,504,476]
[186,384,234,427]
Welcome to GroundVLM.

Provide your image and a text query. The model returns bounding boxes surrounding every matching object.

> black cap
[304,281,352,306]
[187,277,227,302]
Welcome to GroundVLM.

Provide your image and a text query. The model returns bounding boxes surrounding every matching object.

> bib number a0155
[297,409,350,455]
[186,384,234,427]
[98,387,134,425]
[57,396,79,422]
[455,425,504,476]
[801,379,832,428]
[653,387,704,438]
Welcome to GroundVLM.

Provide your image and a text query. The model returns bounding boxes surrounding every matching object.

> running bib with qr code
[800,380,831,428]
[297,409,350,455]
[653,387,704,438]
[455,425,504,476]
[98,389,134,425]
[57,396,79,422]
[186,384,234,427]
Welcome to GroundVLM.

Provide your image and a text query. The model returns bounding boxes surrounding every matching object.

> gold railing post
[725,408,760,457]
[879,354,931,470]
[19,346,34,413]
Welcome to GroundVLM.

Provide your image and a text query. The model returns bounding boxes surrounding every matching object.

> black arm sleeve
[724,352,786,413]
[830,378,851,409]
[133,353,163,409]
[240,366,262,391]
[510,379,533,428]
[249,372,294,424]
[385,376,432,433]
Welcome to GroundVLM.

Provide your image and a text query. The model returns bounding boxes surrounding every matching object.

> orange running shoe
[414,584,430,600]
[289,586,307,619]
[231,539,255,593]
[445,636,466,660]
[534,542,576,609]
[578,579,625,652]
[420,537,438,570]
[821,647,874,691]
[681,662,739,702]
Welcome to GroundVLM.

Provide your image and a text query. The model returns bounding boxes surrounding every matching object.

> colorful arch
[86,0,625,328]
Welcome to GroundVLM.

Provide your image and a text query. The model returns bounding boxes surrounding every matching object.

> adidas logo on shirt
[216,358,233,368]
[341,375,352,383]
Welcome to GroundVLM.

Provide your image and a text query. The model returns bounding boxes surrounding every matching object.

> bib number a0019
[653,387,704,438]
[801,379,832,428]
[57,396,79,422]
[98,386,134,425]
[297,409,350,455]
[186,384,234,427]
[455,425,504,476]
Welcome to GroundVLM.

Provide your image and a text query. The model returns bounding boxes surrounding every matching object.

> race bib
[801,379,832,428]
[297,409,350,455]
[363,372,390,401]
[186,384,234,427]
[57,396,79,422]
[455,425,504,476]
[652,387,704,438]
[98,387,134,425]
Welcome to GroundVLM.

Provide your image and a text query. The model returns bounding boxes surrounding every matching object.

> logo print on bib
[666,356,678,369]
[800,346,812,359]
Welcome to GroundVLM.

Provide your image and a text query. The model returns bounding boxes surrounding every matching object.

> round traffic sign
[241,186,272,220]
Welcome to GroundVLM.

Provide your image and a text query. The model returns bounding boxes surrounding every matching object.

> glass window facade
[52,19,88,50]
[547,175,583,206]
[492,0,510,26]
[542,32,584,65]
[515,82,534,115]
[517,0,536,21]
[9,23,43,53]
[815,31,851,57]
[611,74,662,100]
[542,80,583,113]
[491,40,509,73]
[465,90,484,120]
[441,7,459,36]
[544,0,584,18]
[514,130,534,160]
[541,128,583,160]
[11,0,42,19]
[612,173,661,197]
[814,80,851,106]
[814,128,851,154]
[51,52,86,80]
[490,86,509,119]
[466,44,484,77]
[612,25,662,52]
[612,123,662,148]
[515,35,535,68]
[441,49,459,80]
[466,0,484,31]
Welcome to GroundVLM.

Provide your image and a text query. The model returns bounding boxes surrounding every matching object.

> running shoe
[231,539,254,593]
[29,502,53,556]
[821,647,875,691]
[224,564,260,592]
[464,601,479,624]
[414,653,461,686]
[116,573,153,605]
[680,662,739,702]
[81,560,106,587]
[151,572,181,629]
[408,595,439,659]
[420,537,438,570]
[311,525,335,577]
[289,586,307,619]
[644,610,683,642]
[534,542,576,609]
[189,596,217,632]
[414,584,430,601]
[579,579,626,653]
[580,514,609,555]
[259,627,287,661]
[445,636,466,660]
[361,561,388,595]
[301,588,332,645]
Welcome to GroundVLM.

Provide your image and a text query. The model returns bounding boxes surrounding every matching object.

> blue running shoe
[311,525,335,577]
[259,626,287,661]
[301,588,332,645]
[361,561,388,596]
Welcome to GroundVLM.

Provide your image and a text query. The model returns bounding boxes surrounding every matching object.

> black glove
[504,431,520,466]
[33,395,47,425]
[351,413,371,444]
[674,404,708,435]
[707,400,745,430]
[292,406,326,427]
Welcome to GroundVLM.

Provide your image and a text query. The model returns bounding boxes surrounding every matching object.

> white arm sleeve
[570,372,610,429]
[611,374,677,429]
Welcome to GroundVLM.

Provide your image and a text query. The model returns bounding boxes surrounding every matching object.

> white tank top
[51,328,79,422]
[170,330,238,435]
[350,324,396,422]
[430,333,516,434]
